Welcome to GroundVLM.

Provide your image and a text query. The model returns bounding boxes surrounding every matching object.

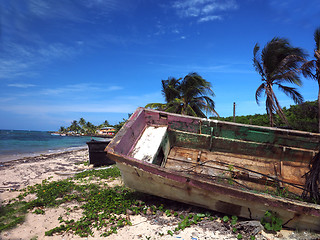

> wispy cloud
[0,103,135,115]
[0,42,80,79]
[198,15,222,22]
[40,83,123,96]
[0,0,125,81]
[0,91,160,116]
[153,62,254,74]
[7,83,36,88]
[26,0,122,22]
[172,0,238,22]
[81,0,120,11]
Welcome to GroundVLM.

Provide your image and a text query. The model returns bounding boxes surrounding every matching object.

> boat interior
[129,122,318,196]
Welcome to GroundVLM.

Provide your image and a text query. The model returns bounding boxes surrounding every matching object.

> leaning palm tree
[301,28,320,132]
[146,73,219,118]
[161,77,181,102]
[174,73,219,117]
[146,77,181,111]
[253,38,306,127]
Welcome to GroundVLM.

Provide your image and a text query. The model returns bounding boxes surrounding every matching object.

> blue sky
[0,0,319,131]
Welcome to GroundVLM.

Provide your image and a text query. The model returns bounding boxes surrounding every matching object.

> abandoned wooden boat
[105,107,320,231]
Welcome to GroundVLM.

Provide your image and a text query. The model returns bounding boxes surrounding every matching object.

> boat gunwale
[142,107,320,138]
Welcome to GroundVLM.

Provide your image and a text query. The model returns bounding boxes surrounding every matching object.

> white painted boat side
[130,126,167,164]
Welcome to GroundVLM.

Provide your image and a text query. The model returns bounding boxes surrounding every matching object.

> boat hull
[106,107,320,231]
[114,159,320,231]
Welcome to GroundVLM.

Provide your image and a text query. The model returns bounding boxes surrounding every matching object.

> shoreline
[0,146,88,164]
[0,148,91,193]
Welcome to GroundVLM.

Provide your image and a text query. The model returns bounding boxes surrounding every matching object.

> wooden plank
[165,146,307,195]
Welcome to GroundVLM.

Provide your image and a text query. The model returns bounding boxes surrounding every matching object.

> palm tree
[253,38,306,127]
[146,73,219,118]
[162,77,181,102]
[79,118,86,127]
[70,120,80,132]
[301,28,320,132]
[86,121,96,134]
[146,77,181,111]
[59,126,66,133]
[79,118,86,133]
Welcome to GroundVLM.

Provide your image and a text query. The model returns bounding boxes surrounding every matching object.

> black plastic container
[86,139,114,166]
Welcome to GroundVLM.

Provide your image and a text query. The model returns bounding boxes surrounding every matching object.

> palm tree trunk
[317,55,320,133]
[318,80,320,133]
[268,86,289,126]
[273,94,290,126]
[265,85,275,127]
[269,111,274,127]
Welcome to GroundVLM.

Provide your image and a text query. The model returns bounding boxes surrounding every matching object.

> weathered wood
[106,107,320,231]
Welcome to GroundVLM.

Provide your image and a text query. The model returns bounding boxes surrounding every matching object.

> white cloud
[0,103,135,115]
[0,90,162,117]
[40,83,123,96]
[172,0,238,22]
[0,1,125,81]
[7,83,36,88]
[38,43,76,59]
[198,15,222,22]
[0,42,79,80]
[154,62,254,74]
[26,0,121,22]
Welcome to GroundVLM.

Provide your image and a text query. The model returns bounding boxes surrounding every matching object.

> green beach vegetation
[211,101,318,133]
[0,166,259,239]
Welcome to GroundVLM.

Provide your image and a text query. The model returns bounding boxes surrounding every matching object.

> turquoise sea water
[0,130,100,162]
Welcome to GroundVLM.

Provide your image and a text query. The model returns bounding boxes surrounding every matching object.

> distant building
[97,127,116,136]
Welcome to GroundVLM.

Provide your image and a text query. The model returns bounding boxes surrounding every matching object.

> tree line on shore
[212,100,318,133]
[58,118,126,135]
[146,27,320,132]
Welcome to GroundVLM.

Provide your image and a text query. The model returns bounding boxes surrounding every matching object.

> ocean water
[0,130,102,162]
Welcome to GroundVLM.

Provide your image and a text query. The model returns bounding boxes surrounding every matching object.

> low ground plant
[0,166,259,239]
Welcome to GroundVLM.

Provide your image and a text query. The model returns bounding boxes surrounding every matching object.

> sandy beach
[0,149,319,240]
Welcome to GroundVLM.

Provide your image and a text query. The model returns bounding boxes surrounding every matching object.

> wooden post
[233,102,236,122]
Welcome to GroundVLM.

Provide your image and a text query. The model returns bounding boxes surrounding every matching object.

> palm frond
[255,83,265,105]
[301,60,316,80]
[253,44,265,78]
[145,103,167,110]
[184,104,199,117]
[273,71,302,86]
[278,55,305,73]
[202,96,219,117]
[161,77,181,103]
[277,84,304,104]
[315,28,320,51]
